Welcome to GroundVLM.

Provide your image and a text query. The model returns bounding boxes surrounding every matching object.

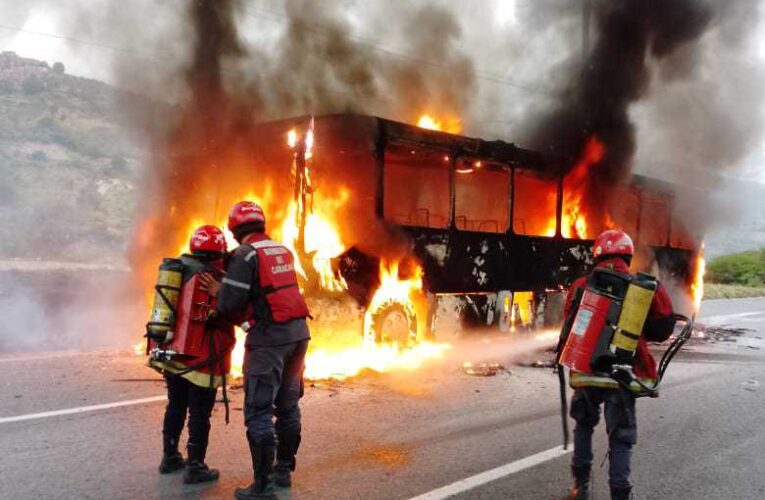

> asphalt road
[1,298,764,500]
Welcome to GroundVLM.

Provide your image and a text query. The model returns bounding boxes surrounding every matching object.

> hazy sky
[1,0,518,84]
[2,0,764,183]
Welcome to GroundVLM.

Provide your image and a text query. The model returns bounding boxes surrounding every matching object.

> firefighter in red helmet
[204,201,311,500]
[563,229,675,500]
[148,225,235,485]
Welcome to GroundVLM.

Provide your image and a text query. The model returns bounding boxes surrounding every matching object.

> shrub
[706,249,765,287]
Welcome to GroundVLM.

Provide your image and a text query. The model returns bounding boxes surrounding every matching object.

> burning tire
[367,300,417,346]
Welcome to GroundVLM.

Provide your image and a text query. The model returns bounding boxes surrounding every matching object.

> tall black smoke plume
[526,0,714,181]
[128,0,477,287]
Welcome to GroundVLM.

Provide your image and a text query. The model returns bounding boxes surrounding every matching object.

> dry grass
[704,283,765,299]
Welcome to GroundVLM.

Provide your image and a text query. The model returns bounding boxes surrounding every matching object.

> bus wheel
[368,301,417,347]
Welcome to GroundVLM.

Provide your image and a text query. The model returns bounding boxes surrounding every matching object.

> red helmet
[189,225,227,253]
[593,229,634,259]
[228,201,266,234]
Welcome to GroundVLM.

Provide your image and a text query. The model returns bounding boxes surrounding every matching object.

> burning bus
[189,113,703,347]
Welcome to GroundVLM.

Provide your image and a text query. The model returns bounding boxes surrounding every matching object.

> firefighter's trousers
[570,387,637,489]
[163,373,217,460]
[242,339,308,446]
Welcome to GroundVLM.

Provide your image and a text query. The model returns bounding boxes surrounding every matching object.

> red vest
[245,236,310,324]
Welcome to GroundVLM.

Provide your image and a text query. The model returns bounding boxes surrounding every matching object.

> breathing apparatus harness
[553,268,694,449]
[145,256,232,424]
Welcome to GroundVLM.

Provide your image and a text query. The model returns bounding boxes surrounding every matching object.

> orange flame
[229,328,246,379]
[544,136,605,238]
[283,126,349,292]
[304,339,451,380]
[304,259,451,380]
[363,260,423,343]
[143,123,452,381]
[416,114,462,134]
[691,245,705,313]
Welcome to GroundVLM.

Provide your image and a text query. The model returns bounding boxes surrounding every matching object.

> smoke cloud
[124,0,479,288]
[3,0,765,352]
[524,0,714,182]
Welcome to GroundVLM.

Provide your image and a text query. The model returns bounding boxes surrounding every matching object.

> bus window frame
[511,167,562,238]
[380,142,455,229]
[453,157,512,234]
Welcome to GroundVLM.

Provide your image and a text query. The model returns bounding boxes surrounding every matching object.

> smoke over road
[1,0,764,353]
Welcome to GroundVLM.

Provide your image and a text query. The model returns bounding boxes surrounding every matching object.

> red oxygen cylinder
[559,288,616,374]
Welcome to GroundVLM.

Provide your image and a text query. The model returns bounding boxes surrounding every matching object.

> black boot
[159,435,185,474]
[183,443,220,484]
[569,464,591,500]
[272,432,301,487]
[610,485,632,500]
[159,453,185,474]
[234,441,277,500]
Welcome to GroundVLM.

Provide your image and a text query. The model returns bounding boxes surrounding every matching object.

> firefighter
[564,230,675,500]
[149,225,235,484]
[209,201,311,500]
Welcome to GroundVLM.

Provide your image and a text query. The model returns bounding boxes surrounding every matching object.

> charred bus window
[638,194,670,246]
[383,145,451,228]
[455,159,510,233]
[513,169,558,237]
[608,186,640,237]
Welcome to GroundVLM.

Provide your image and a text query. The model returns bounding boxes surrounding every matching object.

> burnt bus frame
[370,117,697,297]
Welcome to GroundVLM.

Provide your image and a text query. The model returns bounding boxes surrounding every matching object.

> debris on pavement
[462,362,508,376]
[743,379,759,392]
[693,325,753,343]
[517,358,556,369]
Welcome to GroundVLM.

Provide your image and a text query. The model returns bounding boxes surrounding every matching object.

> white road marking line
[407,445,571,500]
[0,396,166,425]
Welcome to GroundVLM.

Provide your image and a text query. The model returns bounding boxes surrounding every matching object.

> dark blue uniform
[217,235,310,486]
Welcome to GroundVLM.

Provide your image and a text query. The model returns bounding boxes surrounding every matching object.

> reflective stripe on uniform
[222,277,251,290]
[245,241,294,261]
[250,240,281,249]
[569,371,656,393]
[149,359,226,389]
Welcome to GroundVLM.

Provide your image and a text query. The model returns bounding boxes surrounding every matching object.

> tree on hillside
[22,74,45,94]
[53,62,65,74]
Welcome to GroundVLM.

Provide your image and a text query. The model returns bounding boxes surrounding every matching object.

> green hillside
[0,51,146,261]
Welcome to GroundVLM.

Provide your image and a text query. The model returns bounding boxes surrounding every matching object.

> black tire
[368,301,418,346]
